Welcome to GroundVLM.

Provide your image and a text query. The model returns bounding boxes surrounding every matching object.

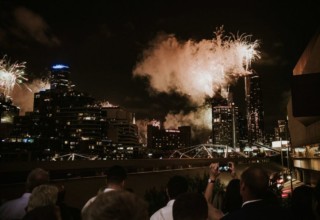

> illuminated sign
[52,64,69,69]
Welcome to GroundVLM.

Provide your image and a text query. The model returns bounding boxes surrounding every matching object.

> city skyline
[1,0,319,134]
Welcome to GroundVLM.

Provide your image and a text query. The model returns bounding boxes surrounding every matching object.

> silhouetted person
[222,178,242,214]
[204,162,240,219]
[23,184,61,220]
[172,192,208,220]
[150,175,188,220]
[0,168,50,220]
[82,190,148,220]
[81,165,127,213]
[221,165,291,220]
[212,189,226,210]
[26,184,58,212]
[314,180,320,219]
[291,185,317,220]
[56,184,81,220]
[22,205,62,220]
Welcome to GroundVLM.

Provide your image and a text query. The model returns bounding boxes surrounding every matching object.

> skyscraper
[0,94,19,138]
[3,64,140,160]
[50,64,72,92]
[147,125,191,149]
[211,93,239,148]
[245,72,264,144]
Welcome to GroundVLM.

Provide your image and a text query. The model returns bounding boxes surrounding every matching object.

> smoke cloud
[135,119,161,145]
[11,79,50,115]
[133,27,259,105]
[133,27,260,135]
[13,7,60,47]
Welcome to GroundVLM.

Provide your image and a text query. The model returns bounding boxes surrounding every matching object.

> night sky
[1,0,319,134]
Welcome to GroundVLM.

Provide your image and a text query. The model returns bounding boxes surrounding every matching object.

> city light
[51,64,69,69]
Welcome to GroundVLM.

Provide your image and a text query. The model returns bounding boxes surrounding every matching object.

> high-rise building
[147,125,191,149]
[3,64,140,160]
[245,73,264,144]
[0,94,20,138]
[50,64,72,92]
[102,106,139,146]
[211,94,239,147]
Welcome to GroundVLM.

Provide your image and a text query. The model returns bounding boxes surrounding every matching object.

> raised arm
[204,163,220,203]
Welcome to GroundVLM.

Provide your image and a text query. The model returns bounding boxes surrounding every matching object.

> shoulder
[81,196,97,214]
[150,202,174,220]
[150,208,173,220]
[0,194,30,210]
[0,196,29,220]
[221,204,292,220]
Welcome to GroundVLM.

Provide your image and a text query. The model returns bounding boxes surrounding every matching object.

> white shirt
[150,199,175,220]
[0,193,31,220]
[241,199,262,207]
[81,188,114,214]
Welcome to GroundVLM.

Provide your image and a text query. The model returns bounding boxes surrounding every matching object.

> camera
[218,163,231,172]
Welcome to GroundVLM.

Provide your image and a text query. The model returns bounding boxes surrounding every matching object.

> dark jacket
[221,200,292,220]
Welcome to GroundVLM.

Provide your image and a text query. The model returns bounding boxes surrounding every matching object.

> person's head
[166,175,188,200]
[106,165,127,189]
[27,184,59,212]
[315,180,320,216]
[240,165,269,201]
[26,168,50,193]
[223,178,242,213]
[82,190,148,220]
[172,192,208,220]
[291,185,316,219]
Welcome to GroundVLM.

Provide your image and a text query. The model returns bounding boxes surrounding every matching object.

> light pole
[280,137,284,167]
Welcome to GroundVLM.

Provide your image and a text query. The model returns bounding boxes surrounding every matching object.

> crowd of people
[1,163,320,220]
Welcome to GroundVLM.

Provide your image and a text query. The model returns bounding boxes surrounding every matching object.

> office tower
[50,64,72,92]
[6,64,139,159]
[102,106,139,146]
[147,125,191,149]
[0,94,19,138]
[211,93,239,147]
[245,73,264,144]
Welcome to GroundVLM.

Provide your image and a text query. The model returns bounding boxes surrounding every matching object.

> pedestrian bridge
[169,143,281,158]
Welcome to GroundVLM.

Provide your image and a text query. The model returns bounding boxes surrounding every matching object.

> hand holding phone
[218,163,231,172]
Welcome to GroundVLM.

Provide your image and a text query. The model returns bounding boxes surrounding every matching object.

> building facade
[245,73,265,144]
[1,64,140,161]
[147,125,191,150]
[211,93,239,148]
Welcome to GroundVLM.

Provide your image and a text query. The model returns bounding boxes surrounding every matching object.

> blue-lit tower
[50,64,71,92]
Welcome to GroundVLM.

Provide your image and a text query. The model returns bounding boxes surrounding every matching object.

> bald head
[26,168,50,192]
[240,166,269,199]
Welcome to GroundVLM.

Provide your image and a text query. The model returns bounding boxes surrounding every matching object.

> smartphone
[218,163,231,172]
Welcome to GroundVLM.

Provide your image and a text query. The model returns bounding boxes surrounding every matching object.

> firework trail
[0,56,27,96]
[133,26,260,136]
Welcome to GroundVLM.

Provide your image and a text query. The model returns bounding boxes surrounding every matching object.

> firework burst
[133,26,260,135]
[0,56,27,96]
[133,26,260,104]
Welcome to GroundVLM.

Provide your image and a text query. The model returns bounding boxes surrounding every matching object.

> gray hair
[27,184,58,212]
